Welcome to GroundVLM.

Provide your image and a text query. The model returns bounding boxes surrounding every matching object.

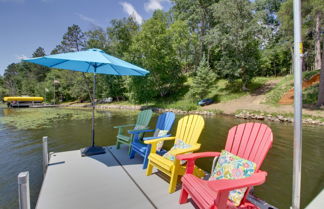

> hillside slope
[203,75,324,118]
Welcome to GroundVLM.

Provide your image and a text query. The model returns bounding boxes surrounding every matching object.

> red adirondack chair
[177,123,273,209]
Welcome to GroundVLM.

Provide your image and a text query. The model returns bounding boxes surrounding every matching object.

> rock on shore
[60,104,324,126]
[235,111,324,126]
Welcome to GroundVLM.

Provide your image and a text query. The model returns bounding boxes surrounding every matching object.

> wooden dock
[36,145,196,209]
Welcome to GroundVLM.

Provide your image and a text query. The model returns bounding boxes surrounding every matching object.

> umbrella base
[81,146,106,157]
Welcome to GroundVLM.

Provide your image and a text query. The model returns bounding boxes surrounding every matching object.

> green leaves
[191,56,216,100]
[208,0,260,88]
[126,10,186,103]
[3,0,320,105]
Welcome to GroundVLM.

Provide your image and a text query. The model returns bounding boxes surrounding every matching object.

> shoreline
[60,103,324,126]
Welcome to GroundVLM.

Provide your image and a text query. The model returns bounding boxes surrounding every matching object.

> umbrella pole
[92,72,96,147]
[81,67,105,156]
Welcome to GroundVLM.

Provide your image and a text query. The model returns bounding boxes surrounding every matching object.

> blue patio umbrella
[24,48,149,156]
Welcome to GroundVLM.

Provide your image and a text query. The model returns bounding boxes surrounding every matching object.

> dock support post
[18,171,30,209]
[42,136,48,176]
[292,0,303,208]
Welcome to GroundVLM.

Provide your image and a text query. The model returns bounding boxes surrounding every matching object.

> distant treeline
[1,0,323,105]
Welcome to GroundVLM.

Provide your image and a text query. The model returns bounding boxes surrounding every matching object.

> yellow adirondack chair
[145,115,205,193]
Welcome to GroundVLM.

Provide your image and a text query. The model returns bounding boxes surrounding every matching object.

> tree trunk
[314,12,322,70]
[317,63,324,106]
[290,45,294,74]
[198,0,208,60]
[317,36,324,106]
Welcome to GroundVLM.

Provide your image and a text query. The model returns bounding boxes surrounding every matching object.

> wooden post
[42,136,48,176]
[18,172,30,209]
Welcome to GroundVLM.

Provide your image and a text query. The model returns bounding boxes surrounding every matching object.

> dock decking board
[36,145,196,209]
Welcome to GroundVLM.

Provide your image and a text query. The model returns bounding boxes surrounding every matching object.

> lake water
[0,108,323,209]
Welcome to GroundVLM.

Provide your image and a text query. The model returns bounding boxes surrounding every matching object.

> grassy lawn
[208,77,276,103]
[95,76,279,111]
[303,83,319,105]
[136,76,276,111]
[69,72,322,111]
[264,70,320,105]
[264,75,294,105]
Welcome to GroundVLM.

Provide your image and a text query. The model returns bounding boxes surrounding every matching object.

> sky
[0,0,172,75]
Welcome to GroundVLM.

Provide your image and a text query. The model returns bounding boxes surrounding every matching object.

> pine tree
[191,56,216,100]
[49,25,90,102]
[31,47,50,81]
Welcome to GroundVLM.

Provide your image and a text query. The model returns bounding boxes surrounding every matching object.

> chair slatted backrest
[175,115,205,145]
[225,123,273,170]
[155,112,176,133]
[135,109,153,128]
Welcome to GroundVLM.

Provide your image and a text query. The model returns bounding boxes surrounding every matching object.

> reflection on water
[0,108,323,209]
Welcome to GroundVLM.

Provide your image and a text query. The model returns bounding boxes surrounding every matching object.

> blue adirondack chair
[129,112,176,169]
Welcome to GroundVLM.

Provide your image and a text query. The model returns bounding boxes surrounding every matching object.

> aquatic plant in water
[0,108,108,130]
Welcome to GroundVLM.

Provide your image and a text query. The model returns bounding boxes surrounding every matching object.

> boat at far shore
[3,96,44,108]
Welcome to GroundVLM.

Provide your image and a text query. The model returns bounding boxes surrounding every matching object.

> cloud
[75,13,102,28]
[144,0,169,12]
[16,55,28,60]
[120,2,143,24]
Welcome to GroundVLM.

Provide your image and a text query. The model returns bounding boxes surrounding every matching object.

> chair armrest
[207,171,267,192]
[177,151,219,174]
[171,144,201,155]
[144,137,176,144]
[113,124,135,128]
[143,134,171,141]
[177,152,221,161]
[128,129,154,134]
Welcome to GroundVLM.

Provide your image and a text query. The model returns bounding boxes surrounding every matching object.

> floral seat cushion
[209,150,256,206]
[163,139,192,164]
[153,129,169,151]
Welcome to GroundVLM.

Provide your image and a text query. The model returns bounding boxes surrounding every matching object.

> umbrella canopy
[24,48,149,156]
[24,48,149,76]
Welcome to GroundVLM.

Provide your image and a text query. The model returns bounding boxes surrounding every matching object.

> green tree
[191,56,216,100]
[127,10,186,103]
[30,47,50,81]
[207,0,261,89]
[278,0,324,105]
[86,18,139,101]
[97,75,126,101]
[107,17,139,58]
[86,28,109,50]
[259,45,291,76]
[167,20,197,72]
[311,0,324,105]
[278,0,323,72]
[98,17,140,101]
[171,0,216,62]
[0,75,8,99]
[3,63,22,95]
[53,24,86,53]
[51,24,92,102]
[43,69,79,103]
